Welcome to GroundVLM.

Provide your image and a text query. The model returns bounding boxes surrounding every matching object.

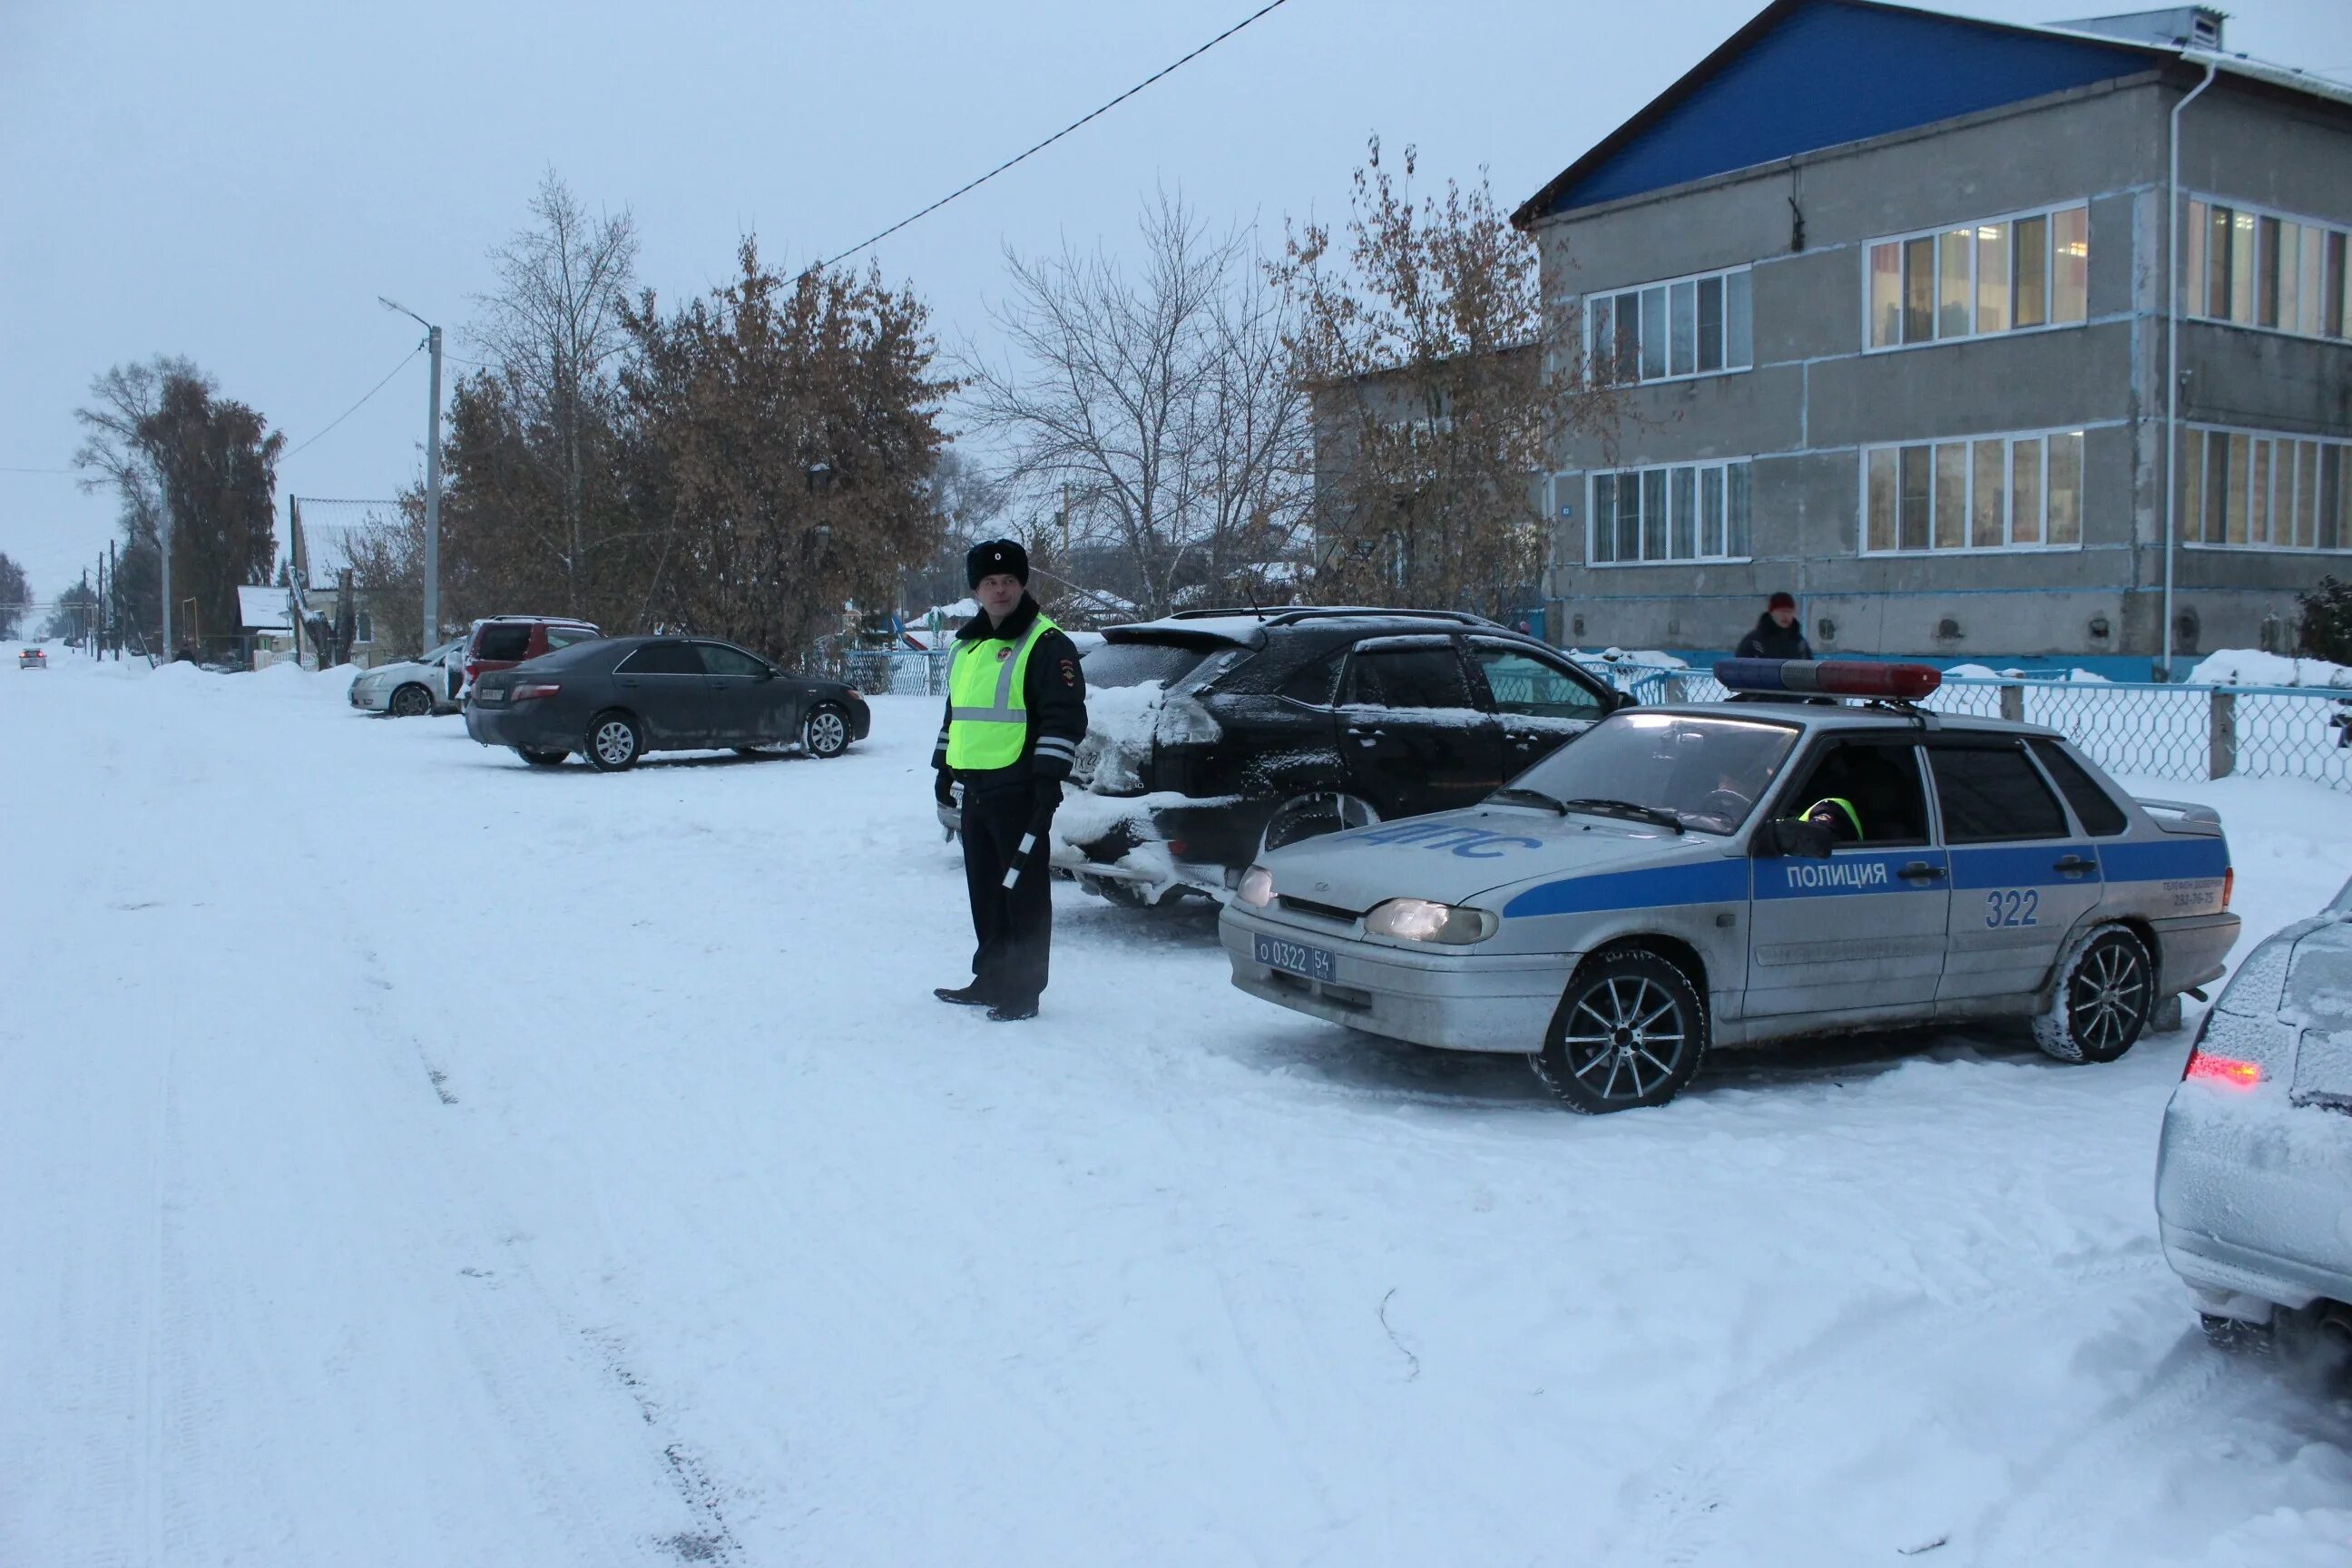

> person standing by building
[1736,592,1813,661]
[932,540,1088,1022]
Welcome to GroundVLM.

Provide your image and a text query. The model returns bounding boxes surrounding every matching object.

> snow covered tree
[1272,137,1612,619]
[0,551,29,640]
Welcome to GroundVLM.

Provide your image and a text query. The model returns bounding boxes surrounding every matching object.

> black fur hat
[966,538,1030,589]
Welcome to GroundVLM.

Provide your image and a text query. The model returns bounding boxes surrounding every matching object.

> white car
[18,647,46,670]
[348,639,465,717]
[2156,872,2352,1350]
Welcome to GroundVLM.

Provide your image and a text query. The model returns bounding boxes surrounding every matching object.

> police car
[1220,660,2241,1113]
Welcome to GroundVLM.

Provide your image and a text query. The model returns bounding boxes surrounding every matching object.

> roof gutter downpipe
[2164,54,2219,682]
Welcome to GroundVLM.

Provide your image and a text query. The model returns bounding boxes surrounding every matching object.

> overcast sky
[4,0,2346,601]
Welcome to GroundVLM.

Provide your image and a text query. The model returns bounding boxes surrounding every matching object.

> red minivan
[461,616,603,694]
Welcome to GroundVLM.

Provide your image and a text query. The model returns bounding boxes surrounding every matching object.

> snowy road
[5,652,2348,1566]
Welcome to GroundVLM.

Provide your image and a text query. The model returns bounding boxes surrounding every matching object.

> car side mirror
[755,664,776,681]
[1757,817,1833,858]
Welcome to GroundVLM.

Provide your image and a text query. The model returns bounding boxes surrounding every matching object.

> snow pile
[2188,649,2352,689]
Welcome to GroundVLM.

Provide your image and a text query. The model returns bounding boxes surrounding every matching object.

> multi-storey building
[1519,0,2352,671]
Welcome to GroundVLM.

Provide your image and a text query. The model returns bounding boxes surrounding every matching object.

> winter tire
[1532,947,1707,1114]
[2033,925,2153,1064]
[803,703,851,759]
[585,710,643,772]
[515,747,568,767]
[1258,792,1378,858]
[389,683,434,718]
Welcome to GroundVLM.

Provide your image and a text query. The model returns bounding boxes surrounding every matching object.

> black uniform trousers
[959,779,1054,1008]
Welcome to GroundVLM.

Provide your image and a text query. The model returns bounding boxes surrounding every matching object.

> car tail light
[511,682,563,701]
[2221,867,2234,909]
[1166,839,1190,857]
[2183,1049,2263,1088]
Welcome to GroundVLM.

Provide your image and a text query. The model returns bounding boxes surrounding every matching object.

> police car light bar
[1711,659,1943,701]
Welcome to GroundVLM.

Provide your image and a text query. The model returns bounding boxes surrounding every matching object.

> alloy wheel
[2069,938,2149,1058]
[1560,974,1689,1103]
[807,709,848,757]
[594,720,636,767]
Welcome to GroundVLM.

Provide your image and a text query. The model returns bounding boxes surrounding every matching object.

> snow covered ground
[5,649,2349,1567]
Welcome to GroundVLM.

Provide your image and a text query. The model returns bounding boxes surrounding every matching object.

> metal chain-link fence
[1588,662,2351,792]
[840,647,954,697]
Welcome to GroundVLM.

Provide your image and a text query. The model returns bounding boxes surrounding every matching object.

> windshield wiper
[1558,798,1687,834]
[1488,786,1570,815]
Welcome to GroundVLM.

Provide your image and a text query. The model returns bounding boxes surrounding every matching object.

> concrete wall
[1532,71,2352,666]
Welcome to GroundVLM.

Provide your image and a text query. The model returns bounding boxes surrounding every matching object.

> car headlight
[1363,898,1497,945]
[1235,865,1275,908]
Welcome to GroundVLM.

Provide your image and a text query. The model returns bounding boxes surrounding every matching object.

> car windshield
[1085,639,1219,691]
[1503,712,1801,835]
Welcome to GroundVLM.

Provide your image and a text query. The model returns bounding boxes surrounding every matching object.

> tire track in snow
[1612,1244,2166,1566]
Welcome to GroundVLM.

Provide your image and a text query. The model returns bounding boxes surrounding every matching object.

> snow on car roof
[1635,699,2057,739]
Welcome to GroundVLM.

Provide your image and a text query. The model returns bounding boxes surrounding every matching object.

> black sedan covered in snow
[465,634,869,770]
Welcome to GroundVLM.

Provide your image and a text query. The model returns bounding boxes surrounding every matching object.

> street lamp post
[381,298,444,652]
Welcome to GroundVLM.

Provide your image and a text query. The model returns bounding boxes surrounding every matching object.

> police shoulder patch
[1059,659,1077,685]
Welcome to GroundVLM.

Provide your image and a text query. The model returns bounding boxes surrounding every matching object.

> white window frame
[1582,264,1754,387]
[1582,457,1754,566]
[2175,424,2352,553]
[1862,201,2090,353]
[1857,427,2088,557]
[2181,194,2352,343]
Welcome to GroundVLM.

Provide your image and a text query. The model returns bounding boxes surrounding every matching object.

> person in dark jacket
[1735,592,1813,661]
[931,540,1089,1022]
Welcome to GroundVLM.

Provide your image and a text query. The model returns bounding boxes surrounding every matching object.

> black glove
[1031,777,1064,820]
[935,769,956,808]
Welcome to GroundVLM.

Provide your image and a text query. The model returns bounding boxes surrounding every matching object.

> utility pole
[108,539,118,658]
[159,481,173,662]
[381,298,442,652]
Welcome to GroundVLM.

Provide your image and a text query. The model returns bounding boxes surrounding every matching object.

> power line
[808,0,1297,275]
[0,466,77,475]
[285,339,425,459]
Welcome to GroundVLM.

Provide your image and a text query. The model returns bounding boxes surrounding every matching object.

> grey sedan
[2156,873,2352,1351]
[465,634,869,770]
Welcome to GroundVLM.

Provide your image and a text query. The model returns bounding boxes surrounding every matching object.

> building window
[1587,458,1752,564]
[2184,196,2352,340]
[1586,266,1753,386]
[2175,426,2351,550]
[1867,202,2088,349]
[355,609,373,644]
[1861,429,2084,554]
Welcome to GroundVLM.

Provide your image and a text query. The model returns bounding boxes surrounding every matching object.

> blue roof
[1519,0,2164,221]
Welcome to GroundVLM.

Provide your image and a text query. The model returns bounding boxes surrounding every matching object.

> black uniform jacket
[931,594,1089,795]
[1735,612,1813,662]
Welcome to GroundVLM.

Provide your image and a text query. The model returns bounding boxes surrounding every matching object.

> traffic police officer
[932,540,1088,1022]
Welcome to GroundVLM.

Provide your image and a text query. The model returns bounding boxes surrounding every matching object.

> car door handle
[1346,725,1386,746]
[2053,855,2096,876]
[1898,861,1947,884]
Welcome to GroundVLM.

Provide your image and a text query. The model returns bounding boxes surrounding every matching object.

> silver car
[1222,692,2240,1112]
[348,639,465,717]
[2156,874,2352,1348]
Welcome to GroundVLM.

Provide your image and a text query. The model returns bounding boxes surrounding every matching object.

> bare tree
[71,356,196,545]
[1273,137,1614,617]
[472,169,640,615]
[964,191,1312,619]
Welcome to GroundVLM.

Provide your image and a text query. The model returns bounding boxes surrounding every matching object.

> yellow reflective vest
[945,612,1061,771]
